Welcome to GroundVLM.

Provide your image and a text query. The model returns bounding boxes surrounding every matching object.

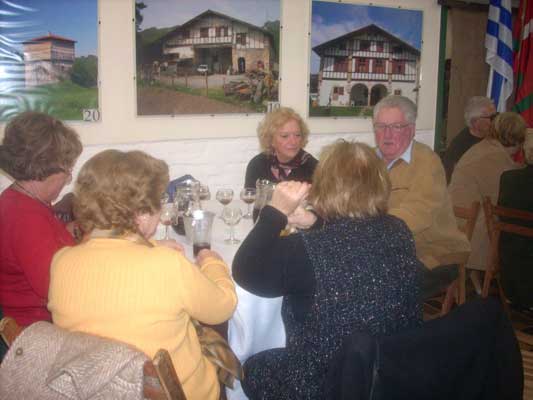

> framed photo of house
[0,0,99,122]
[135,0,281,116]
[309,0,423,118]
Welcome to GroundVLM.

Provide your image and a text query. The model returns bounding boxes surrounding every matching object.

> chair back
[482,196,533,299]
[440,201,480,308]
[0,317,187,400]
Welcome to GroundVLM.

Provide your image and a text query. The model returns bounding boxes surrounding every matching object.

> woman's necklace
[12,181,52,209]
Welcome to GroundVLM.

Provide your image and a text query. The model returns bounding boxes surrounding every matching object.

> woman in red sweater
[0,112,82,326]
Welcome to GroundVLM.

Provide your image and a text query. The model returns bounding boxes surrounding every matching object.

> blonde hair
[0,111,82,181]
[487,112,526,147]
[309,141,390,219]
[257,107,310,154]
[74,150,169,235]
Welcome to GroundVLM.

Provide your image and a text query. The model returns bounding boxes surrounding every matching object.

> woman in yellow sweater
[48,150,237,400]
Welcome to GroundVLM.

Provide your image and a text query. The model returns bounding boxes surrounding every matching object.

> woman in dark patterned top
[233,141,422,400]
[244,107,318,190]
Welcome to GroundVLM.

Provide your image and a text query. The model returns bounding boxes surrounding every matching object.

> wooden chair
[481,197,533,301]
[0,317,187,400]
[517,331,533,399]
[439,201,481,315]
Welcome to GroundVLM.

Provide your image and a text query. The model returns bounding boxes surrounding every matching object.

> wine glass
[221,206,242,244]
[216,188,234,216]
[160,202,177,240]
[240,187,256,219]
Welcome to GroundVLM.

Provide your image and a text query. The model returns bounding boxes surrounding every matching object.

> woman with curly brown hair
[0,111,82,327]
[48,149,237,400]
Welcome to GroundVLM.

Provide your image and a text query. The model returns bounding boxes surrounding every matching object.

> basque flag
[513,0,533,127]
[485,0,514,112]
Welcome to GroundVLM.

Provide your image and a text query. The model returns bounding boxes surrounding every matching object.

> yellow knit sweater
[48,238,237,400]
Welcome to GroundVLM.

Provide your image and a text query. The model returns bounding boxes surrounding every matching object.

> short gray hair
[373,95,417,124]
[464,96,494,128]
[525,132,533,165]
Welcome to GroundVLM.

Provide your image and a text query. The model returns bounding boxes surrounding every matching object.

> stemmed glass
[240,187,256,219]
[222,206,242,244]
[160,202,177,240]
[216,188,234,216]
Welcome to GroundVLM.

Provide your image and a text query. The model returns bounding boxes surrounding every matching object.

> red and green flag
[513,0,533,127]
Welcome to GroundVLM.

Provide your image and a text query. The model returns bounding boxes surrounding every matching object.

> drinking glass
[198,184,211,208]
[216,188,234,216]
[160,202,177,240]
[221,206,242,244]
[240,187,256,219]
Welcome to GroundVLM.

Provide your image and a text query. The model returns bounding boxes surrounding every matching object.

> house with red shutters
[313,24,420,107]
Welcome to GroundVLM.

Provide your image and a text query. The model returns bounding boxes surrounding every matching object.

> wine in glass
[240,187,256,219]
[160,202,177,240]
[216,188,234,216]
[221,206,242,244]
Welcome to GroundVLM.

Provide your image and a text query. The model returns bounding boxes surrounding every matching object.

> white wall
[0,0,441,194]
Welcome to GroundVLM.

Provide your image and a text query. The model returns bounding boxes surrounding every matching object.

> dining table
[156,198,286,400]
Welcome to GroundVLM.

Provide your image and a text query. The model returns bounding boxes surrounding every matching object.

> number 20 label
[82,109,101,122]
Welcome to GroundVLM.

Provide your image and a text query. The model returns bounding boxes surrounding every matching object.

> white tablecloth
[156,199,285,400]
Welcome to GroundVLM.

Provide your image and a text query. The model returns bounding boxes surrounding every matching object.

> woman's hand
[288,205,317,229]
[196,249,224,265]
[270,181,310,217]
[155,239,184,253]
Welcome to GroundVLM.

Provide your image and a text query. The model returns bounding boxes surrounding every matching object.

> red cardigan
[0,188,75,326]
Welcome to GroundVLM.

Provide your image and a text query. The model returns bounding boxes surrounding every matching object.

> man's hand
[288,205,317,229]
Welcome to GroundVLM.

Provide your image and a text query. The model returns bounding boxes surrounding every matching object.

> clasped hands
[270,181,317,229]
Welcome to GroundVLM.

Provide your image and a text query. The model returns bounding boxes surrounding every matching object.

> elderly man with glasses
[373,95,470,300]
[442,96,496,183]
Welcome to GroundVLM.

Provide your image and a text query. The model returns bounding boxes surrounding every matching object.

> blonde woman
[48,150,237,400]
[234,141,422,399]
[244,107,318,188]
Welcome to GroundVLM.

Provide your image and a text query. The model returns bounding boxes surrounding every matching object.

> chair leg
[441,280,458,316]
[482,269,493,298]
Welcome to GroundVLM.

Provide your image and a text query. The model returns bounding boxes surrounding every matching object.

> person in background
[373,95,470,301]
[449,112,526,277]
[442,96,496,183]
[0,111,82,327]
[48,150,237,400]
[244,107,318,189]
[498,132,533,309]
[234,141,421,399]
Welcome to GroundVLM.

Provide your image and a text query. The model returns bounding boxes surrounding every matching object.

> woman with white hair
[497,131,533,309]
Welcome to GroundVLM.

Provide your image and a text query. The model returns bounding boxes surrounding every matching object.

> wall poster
[309,0,422,118]
[0,0,99,122]
[135,0,280,116]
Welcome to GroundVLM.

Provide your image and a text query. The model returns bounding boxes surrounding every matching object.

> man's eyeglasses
[478,112,499,121]
[373,122,412,134]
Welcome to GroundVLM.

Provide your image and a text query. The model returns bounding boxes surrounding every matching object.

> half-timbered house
[23,34,76,87]
[313,24,420,107]
[161,10,275,74]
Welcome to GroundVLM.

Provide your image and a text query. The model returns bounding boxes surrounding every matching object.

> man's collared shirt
[376,140,414,170]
